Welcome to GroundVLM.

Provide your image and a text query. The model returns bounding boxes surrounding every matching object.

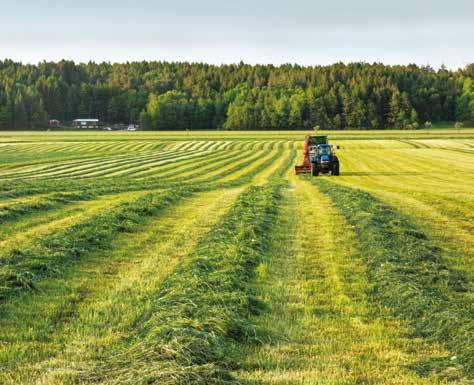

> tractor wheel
[311,163,319,176]
[332,163,340,176]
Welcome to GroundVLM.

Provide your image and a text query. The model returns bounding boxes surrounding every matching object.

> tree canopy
[0,59,472,130]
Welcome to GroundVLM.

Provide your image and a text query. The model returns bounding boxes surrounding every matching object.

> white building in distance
[73,119,99,128]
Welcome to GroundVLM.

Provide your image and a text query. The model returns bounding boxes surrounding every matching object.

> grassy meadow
[0,129,472,385]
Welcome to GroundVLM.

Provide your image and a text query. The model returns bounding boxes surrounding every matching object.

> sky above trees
[0,0,473,69]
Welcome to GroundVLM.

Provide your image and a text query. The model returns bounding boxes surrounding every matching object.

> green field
[0,129,472,385]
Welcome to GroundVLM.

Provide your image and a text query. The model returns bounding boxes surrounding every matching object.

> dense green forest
[0,60,473,130]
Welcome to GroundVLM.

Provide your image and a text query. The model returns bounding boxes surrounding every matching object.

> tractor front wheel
[311,163,319,176]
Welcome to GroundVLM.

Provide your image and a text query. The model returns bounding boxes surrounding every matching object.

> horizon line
[1,58,471,71]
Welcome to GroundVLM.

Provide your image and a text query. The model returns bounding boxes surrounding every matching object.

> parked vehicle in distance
[103,127,112,131]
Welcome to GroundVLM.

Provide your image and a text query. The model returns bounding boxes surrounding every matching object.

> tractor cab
[313,143,331,155]
[310,144,333,162]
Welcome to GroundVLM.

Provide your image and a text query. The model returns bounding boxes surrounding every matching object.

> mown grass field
[0,129,472,385]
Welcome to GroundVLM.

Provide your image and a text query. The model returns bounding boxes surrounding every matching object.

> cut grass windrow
[0,191,95,225]
[0,188,243,384]
[0,143,280,204]
[314,179,474,376]
[237,175,453,385]
[81,183,282,385]
[0,143,273,199]
[158,146,259,182]
[0,188,193,303]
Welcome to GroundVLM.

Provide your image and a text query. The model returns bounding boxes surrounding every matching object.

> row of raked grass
[161,145,266,182]
[76,183,282,385]
[0,148,292,383]
[0,187,244,384]
[236,175,454,385]
[132,141,259,179]
[315,179,473,377]
[0,141,276,199]
[0,191,94,225]
[0,188,193,302]
[0,135,471,384]
[0,143,287,265]
[0,146,175,178]
[0,147,205,179]
[0,140,261,180]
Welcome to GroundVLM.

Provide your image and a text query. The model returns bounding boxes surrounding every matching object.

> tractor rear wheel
[332,163,340,176]
[311,163,319,176]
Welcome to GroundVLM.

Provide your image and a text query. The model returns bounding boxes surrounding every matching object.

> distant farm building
[73,119,99,128]
[49,119,60,128]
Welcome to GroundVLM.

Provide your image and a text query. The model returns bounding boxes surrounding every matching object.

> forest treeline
[0,59,473,130]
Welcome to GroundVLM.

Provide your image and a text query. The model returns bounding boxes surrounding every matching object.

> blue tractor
[310,143,340,176]
[295,135,340,176]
